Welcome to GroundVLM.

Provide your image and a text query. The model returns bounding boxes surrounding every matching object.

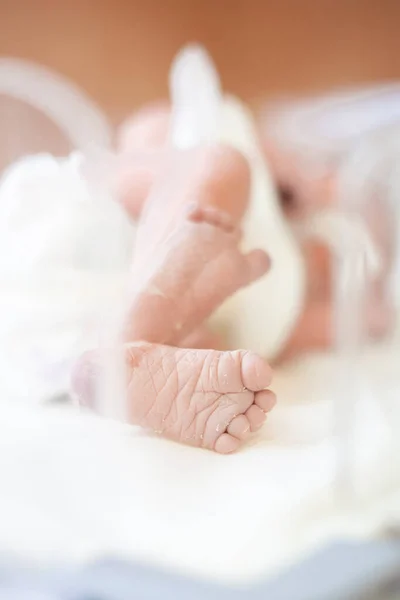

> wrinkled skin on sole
[73,140,274,453]
[74,344,275,454]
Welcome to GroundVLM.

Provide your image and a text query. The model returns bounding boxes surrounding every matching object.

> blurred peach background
[0,0,399,125]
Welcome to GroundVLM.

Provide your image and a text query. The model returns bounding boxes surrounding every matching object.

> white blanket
[1,340,399,586]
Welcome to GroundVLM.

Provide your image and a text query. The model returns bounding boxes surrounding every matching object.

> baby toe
[254,389,277,413]
[227,414,251,440]
[214,433,241,454]
[245,405,267,432]
[240,352,273,391]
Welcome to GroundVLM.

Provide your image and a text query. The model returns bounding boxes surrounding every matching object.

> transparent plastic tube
[332,127,400,506]
[0,58,112,151]
[0,58,131,418]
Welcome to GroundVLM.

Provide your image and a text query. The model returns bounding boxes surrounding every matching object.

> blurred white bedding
[0,153,134,404]
[0,337,399,585]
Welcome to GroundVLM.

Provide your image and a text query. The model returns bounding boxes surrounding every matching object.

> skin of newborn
[73,139,276,454]
[115,102,392,359]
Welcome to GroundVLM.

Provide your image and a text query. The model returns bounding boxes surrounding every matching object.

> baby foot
[73,343,275,453]
[125,204,269,346]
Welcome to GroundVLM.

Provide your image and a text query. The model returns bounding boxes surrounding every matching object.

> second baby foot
[125,204,269,346]
[74,343,275,453]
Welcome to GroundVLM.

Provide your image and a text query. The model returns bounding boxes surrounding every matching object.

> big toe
[240,352,273,391]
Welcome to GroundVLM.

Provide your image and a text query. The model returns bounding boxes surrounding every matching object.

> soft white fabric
[0,337,399,584]
[0,153,134,404]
